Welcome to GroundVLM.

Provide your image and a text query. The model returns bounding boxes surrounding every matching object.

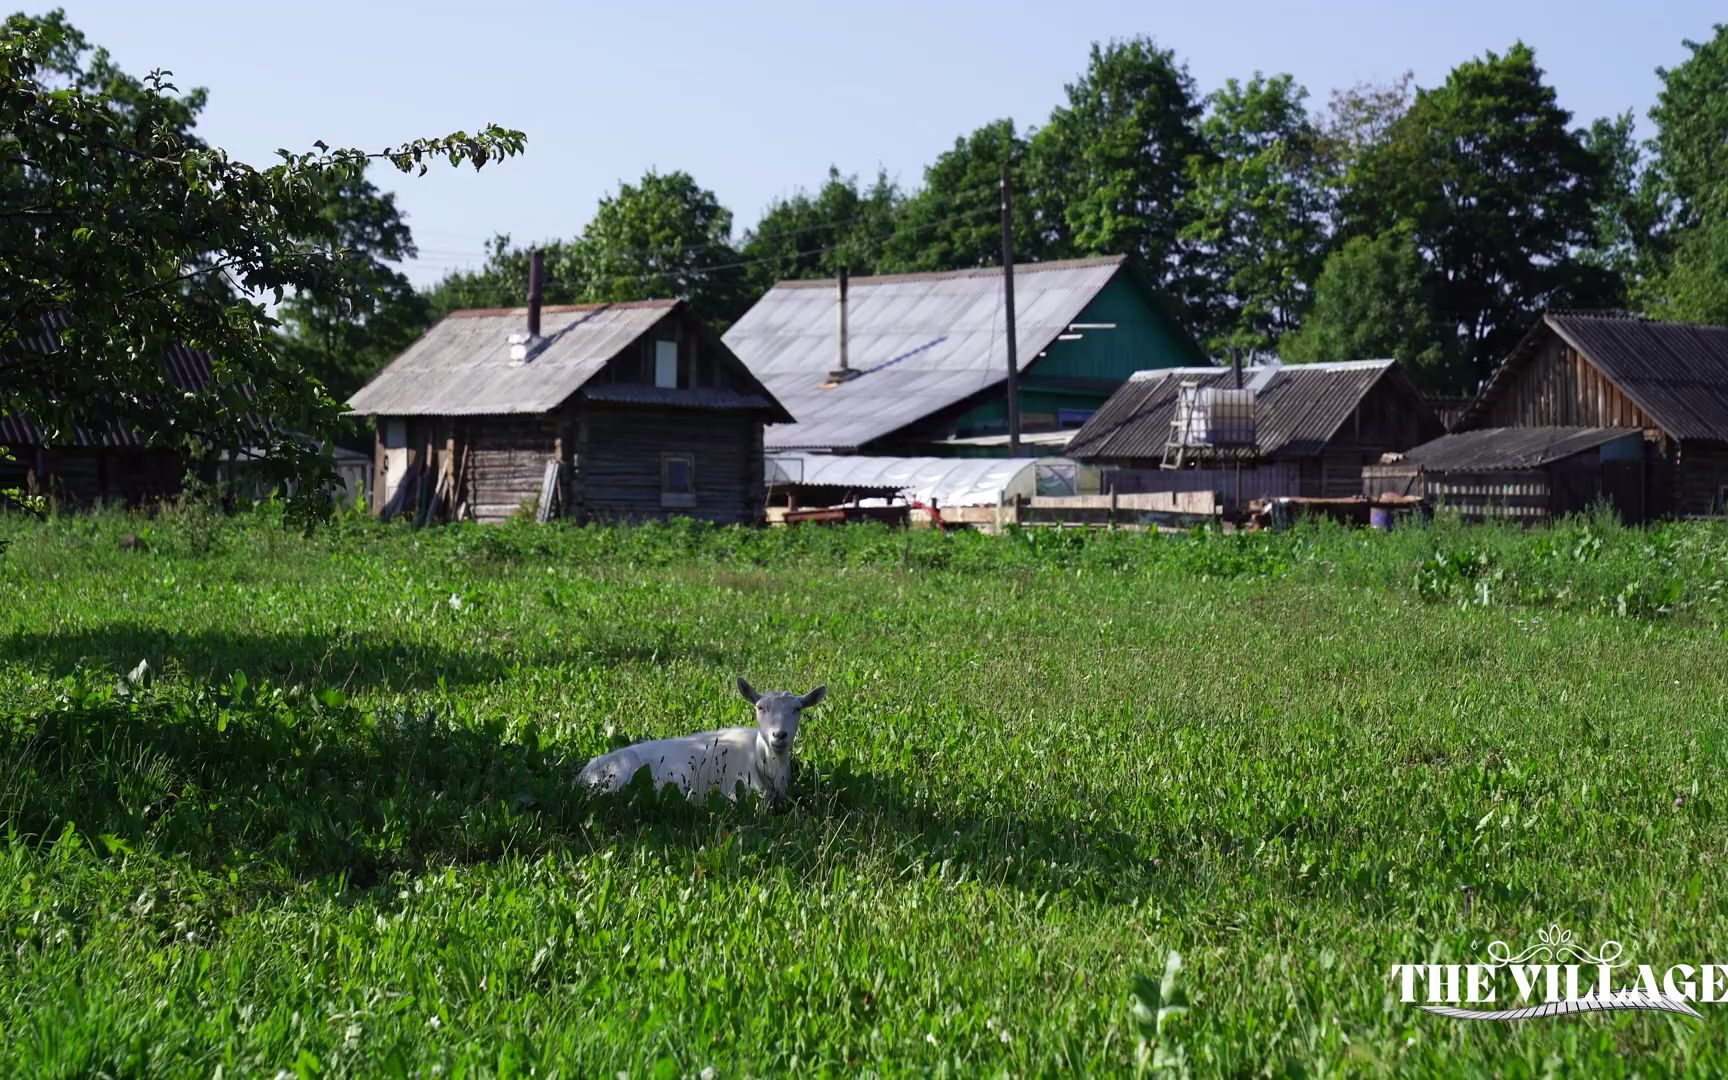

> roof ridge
[1548,308,1728,333]
[442,299,681,319]
[770,255,1127,290]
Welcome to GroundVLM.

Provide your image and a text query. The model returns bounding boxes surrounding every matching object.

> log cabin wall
[1675,442,1728,516]
[26,448,186,506]
[1481,336,1658,431]
[455,416,558,523]
[575,404,763,525]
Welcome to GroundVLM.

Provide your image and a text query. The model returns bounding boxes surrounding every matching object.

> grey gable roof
[1066,360,1415,462]
[1463,312,1728,442]
[722,255,1174,451]
[347,300,790,421]
[1400,426,1643,471]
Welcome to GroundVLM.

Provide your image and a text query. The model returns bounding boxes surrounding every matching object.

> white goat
[578,678,826,806]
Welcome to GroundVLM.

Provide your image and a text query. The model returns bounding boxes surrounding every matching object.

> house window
[661,452,696,508]
[654,340,679,389]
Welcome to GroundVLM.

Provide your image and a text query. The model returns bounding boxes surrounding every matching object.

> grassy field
[2,508,1728,1077]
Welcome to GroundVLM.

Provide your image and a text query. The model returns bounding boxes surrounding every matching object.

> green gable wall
[952,273,1205,437]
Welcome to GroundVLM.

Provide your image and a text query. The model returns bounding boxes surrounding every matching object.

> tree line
[411,30,1728,399]
[6,10,1728,526]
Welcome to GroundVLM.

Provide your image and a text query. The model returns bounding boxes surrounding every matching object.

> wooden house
[1454,312,1728,517]
[1,326,218,508]
[346,296,792,524]
[1064,360,1444,508]
[722,256,1206,456]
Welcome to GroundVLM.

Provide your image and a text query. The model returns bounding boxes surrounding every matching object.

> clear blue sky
[52,0,1723,288]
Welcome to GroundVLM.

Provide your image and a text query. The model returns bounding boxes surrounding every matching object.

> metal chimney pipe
[527,249,544,339]
[825,266,859,384]
[836,266,849,372]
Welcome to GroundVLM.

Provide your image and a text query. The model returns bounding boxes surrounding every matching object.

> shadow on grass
[0,687,1155,903]
[0,624,737,691]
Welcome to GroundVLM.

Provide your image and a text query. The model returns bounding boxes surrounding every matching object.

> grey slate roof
[722,256,1138,451]
[347,301,679,417]
[1464,312,1728,442]
[1066,360,1409,462]
[1399,426,1644,471]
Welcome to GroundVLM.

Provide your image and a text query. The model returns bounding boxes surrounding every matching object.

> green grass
[2,508,1728,1077]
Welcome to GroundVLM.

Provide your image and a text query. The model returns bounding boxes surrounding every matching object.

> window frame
[653,339,679,389]
[660,451,696,508]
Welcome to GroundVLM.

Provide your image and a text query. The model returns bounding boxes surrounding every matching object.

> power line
[399,174,1018,273]
[415,199,1006,295]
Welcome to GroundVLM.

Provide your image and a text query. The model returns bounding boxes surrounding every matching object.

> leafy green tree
[1640,24,1728,323]
[881,119,1051,272]
[1339,44,1610,384]
[1312,71,1414,186]
[278,173,429,403]
[1,10,524,523]
[1579,111,1654,293]
[1181,73,1328,357]
[1281,229,1460,391]
[575,169,748,327]
[741,167,900,290]
[426,171,746,327]
[422,235,584,319]
[1030,38,1207,296]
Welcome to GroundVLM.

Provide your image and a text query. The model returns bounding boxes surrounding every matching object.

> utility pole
[1000,163,1021,457]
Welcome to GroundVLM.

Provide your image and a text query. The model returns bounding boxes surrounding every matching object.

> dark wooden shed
[347,298,792,524]
[1064,359,1444,509]
[1364,426,1648,523]
[1458,312,1728,517]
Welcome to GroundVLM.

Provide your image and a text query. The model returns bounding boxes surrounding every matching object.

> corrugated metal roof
[1066,360,1412,462]
[1464,312,1728,442]
[3,313,226,448]
[765,451,1036,506]
[346,301,678,416]
[724,256,1139,451]
[1400,426,1643,471]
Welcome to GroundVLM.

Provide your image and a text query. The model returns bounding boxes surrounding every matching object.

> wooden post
[1000,162,1021,457]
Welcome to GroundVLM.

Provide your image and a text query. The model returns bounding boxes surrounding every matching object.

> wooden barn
[1,328,218,508]
[347,294,791,524]
[1063,359,1444,509]
[1454,312,1728,517]
[1364,427,1648,523]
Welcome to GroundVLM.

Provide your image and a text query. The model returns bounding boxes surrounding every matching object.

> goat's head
[736,677,825,758]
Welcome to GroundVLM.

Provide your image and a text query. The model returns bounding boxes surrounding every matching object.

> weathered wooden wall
[576,405,763,525]
[1480,336,1658,430]
[8,448,187,507]
[366,405,766,526]
[1675,442,1728,516]
[459,417,558,523]
[1105,462,1301,509]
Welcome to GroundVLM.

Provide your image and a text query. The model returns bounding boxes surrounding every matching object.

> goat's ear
[736,677,761,704]
[800,685,827,709]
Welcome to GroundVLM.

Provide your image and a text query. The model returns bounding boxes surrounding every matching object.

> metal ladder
[1161,381,1200,469]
